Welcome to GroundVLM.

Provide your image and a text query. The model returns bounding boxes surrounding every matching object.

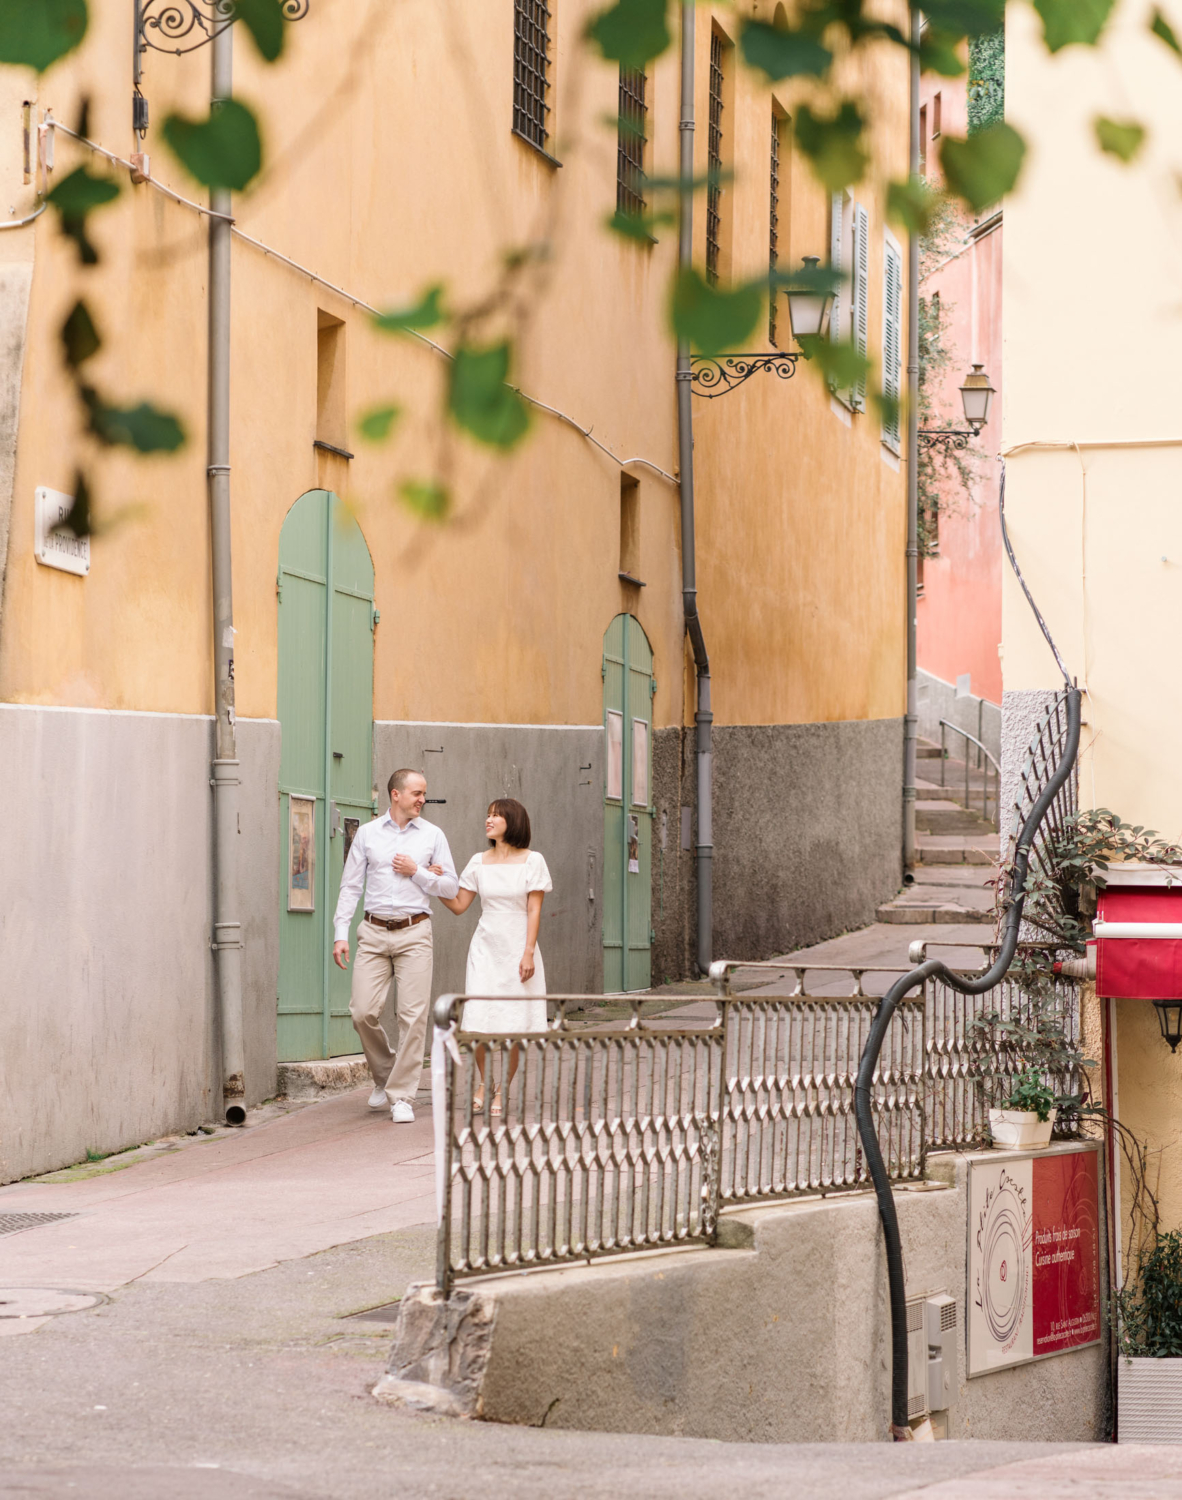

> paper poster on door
[967,1147,1101,1376]
[288,796,316,911]
[628,814,640,874]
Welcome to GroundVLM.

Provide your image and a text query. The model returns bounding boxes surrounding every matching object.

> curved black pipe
[855,686,1081,1436]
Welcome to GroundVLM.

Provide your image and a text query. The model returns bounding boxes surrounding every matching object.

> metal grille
[513,0,551,152]
[706,31,724,284]
[768,109,782,345]
[617,67,648,217]
[0,1213,77,1235]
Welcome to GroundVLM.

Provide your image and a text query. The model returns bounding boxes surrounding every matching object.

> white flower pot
[988,1106,1057,1149]
[1119,1357,1182,1442]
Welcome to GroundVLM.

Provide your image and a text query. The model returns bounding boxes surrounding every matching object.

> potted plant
[1118,1230,1182,1442]
[988,1067,1058,1149]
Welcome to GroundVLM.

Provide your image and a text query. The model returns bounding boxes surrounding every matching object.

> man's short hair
[388,768,425,795]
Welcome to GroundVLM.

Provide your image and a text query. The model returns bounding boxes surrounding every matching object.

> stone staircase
[876,736,1001,925]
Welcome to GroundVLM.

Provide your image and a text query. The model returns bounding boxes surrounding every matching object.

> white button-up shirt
[333,813,459,941]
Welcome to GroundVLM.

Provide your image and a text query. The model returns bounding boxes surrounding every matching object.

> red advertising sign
[968,1145,1102,1376]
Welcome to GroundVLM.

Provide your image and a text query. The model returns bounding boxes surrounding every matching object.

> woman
[434,798,552,1115]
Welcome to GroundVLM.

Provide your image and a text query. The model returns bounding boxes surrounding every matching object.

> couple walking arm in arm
[331,771,550,1123]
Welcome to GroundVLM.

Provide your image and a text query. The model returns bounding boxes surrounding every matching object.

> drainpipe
[209,23,246,1125]
[675,1,713,976]
[902,11,920,873]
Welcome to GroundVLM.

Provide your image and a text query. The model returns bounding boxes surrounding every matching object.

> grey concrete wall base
[277,1055,369,1101]
[379,1282,496,1417]
[0,705,279,1181]
[413,1153,1106,1443]
[373,723,603,999]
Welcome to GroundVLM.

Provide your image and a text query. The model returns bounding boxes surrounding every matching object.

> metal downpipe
[676,0,713,976]
[902,9,920,872]
[209,24,245,1125]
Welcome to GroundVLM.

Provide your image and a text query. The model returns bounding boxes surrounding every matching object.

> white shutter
[853,202,869,410]
[882,237,902,451]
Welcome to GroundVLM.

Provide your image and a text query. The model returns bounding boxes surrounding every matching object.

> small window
[932,92,942,138]
[606,712,624,800]
[617,67,648,217]
[619,473,640,578]
[316,312,345,448]
[881,233,903,452]
[513,0,552,154]
[631,719,649,808]
[706,30,725,284]
[919,104,927,175]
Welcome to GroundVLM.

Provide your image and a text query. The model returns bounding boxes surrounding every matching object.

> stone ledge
[277,1055,370,1101]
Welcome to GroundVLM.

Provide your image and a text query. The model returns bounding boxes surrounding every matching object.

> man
[333,768,458,1123]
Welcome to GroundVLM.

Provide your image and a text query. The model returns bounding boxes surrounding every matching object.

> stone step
[915,800,998,835]
[916,834,998,866]
[876,900,994,925]
[277,1055,371,1101]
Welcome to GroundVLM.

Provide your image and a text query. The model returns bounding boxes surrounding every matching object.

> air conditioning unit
[906,1293,958,1419]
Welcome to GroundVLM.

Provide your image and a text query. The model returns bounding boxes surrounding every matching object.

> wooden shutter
[853,202,870,410]
[829,192,844,348]
[882,237,902,451]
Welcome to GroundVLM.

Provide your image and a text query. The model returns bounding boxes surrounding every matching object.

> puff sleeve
[526,851,554,894]
[459,854,482,894]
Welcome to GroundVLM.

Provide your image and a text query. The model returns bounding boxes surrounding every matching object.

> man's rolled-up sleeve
[412,830,459,900]
[333,827,367,941]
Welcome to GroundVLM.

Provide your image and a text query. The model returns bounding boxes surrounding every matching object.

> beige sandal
[491,1088,503,1117]
[472,1088,485,1113]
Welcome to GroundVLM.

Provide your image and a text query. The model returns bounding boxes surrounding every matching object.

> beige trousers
[349,917,434,1101]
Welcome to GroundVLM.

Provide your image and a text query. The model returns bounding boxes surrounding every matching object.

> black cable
[858,469,1079,1437]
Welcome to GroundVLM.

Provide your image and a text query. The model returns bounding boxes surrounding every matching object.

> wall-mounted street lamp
[919,364,996,450]
[1155,998,1182,1053]
[689,255,836,399]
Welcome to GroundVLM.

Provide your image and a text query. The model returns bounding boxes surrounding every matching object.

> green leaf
[54,469,91,538]
[81,387,185,452]
[373,285,446,334]
[1151,6,1182,54]
[794,102,868,194]
[448,343,530,449]
[46,165,119,263]
[799,336,871,393]
[606,208,657,242]
[939,121,1026,212]
[163,98,262,191]
[669,267,763,358]
[232,0,285,61]
[1032,0,1115,52]
[60,299,100,367]
[739,19,832,83]
[1094,115,1146,162]
[920,26,967,77]
[398,479,450,521]
[887,175,938,234]
[357,404,401,443]
[922,0,1005,36]
[586,0,670,68]
[0,0,87,71]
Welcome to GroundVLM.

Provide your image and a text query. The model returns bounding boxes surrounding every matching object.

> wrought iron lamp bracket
[689,352,801,398]
[918,429,975,451]
[136,0,309,68]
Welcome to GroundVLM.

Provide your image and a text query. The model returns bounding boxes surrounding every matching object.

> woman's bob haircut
[487,798,531,850]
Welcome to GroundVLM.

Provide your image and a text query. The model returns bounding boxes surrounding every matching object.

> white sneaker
[367,1088,389,1109]
[390,1099,414,1124]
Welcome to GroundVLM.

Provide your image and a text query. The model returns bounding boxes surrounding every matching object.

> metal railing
[432,950,1079,1293]
[938,718,1001,825]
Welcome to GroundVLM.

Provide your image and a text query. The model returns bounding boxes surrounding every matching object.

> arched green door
[277,490,376,1061]
[603,614,654,992]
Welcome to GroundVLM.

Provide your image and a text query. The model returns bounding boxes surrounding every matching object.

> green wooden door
[603,614,654,992]
[277,490,376,1061]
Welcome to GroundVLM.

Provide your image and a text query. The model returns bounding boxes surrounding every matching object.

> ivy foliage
[967,26,1005,134]
[1120,1232,1182,1359]
[0,0,86,71]
[1094,116,1146,163]
[163,99,263,191]
[46,165,119,265]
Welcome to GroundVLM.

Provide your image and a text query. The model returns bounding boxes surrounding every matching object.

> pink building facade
[915,69,1003,753]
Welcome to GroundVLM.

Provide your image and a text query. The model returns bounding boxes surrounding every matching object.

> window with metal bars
[769,108,783,344]
[513,0,552,154]
[617,67,648,217]
[706,31,724,284]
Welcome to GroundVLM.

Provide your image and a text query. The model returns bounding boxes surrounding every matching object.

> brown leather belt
[365,911,430,932]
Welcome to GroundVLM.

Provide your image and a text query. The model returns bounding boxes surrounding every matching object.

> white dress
[459,850,553,1034]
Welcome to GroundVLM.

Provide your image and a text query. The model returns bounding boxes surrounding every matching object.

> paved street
[0,906,1176,1496]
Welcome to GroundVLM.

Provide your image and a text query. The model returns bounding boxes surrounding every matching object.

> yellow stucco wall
[1002,0,1182,1254]
[1,0,906,731]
